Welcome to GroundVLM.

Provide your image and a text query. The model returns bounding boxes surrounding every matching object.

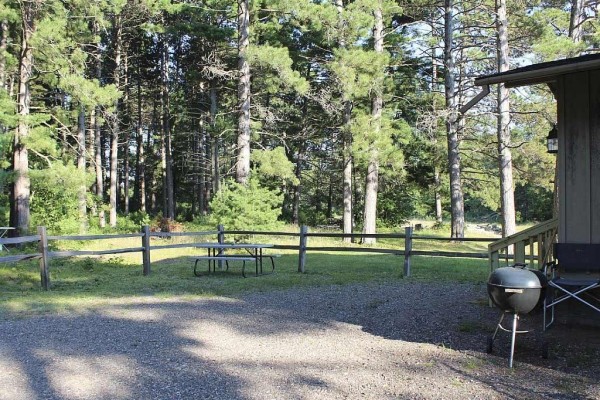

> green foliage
[530,8,582,59]
[248,45,309,94]
[252,147,299,187]
[378,182,430,225]
[330,48,389,100]
[209,178,284,232]
[0,89,17,133]
[515,183,553,222]
[350,110,405,171]
[0,0,569,234]
[29,164,89,234]
[129,211,152,229]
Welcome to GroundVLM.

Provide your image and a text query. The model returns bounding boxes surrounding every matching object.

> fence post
[217,224,225,270]
[298,225,308,273]
[403,226,413,277]
[38,226,50,290]
[142,225,151,276]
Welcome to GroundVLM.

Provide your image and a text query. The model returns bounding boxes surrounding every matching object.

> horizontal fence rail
[0,235,41,245]
[150,230,219,238]
[48,233,143,241]
[1,224,497,290]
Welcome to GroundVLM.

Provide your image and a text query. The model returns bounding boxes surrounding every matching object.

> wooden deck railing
[488,218,558,273]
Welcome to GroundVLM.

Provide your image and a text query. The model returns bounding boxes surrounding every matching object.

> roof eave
[474,58,600,88]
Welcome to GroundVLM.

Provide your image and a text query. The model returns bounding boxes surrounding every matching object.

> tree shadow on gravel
[2,286,600,400]
[321,282,600,377]
[234,281,600,393]
[0,307,248,400]
[2,261,600,399]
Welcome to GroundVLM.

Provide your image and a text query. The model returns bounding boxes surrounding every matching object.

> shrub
[129,211,151,228]
[154,217,183,233]
[30,164,89,234]
[209,178,283,232]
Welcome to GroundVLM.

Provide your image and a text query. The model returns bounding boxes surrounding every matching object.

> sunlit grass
[0,250,488,318]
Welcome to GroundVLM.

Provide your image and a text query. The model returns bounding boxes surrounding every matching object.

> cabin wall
[556,71,600,326]
[558,71,600,243]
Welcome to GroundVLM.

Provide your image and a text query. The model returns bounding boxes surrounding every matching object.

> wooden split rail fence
[1,224,500,290]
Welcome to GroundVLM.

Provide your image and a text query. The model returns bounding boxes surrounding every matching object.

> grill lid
[488,267,542,289]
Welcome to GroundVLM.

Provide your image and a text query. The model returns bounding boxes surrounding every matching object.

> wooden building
[477,54,600,325]
[476,54,600,243]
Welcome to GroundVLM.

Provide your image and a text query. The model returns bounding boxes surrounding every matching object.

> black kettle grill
[486,264,546,367]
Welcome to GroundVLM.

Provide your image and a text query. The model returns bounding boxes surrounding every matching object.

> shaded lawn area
[0,252,489,317]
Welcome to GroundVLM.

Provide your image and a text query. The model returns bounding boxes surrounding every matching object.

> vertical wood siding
[560,71,599,243]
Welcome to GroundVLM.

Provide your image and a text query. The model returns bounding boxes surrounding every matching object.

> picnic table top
[194,243,274,249]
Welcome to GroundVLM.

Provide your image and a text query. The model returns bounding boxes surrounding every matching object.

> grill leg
[491,313,505,341]
[509,313,519,368]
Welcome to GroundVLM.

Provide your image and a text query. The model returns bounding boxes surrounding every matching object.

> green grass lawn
[0,221,497,318]
[0,244,489,319]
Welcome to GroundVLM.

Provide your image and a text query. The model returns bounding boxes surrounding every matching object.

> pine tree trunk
[431,43,443,224]
[342,104,353,243]
[123,50,130,215]
[136,68,146,213]
[292,143,305,225]
[11,2,39,235]
[149,103,157,213]
[88,107,97,218]
[362,3,384,245]
[210,82,220,197]
[444,0,465,238]
[569,0,585,44]
[496,0,516,238]
[95,107,106,228]
[77,107,88,232]
[198,118,206,215]
[434,167,443,223]
[203,139,211,215]
[161,121,168,218]
[161,39,175,219]
[109,14,122,228]
[236,0,251,185]
[91,20,105,228]
[336,0,353,243]
[0,19,7,88]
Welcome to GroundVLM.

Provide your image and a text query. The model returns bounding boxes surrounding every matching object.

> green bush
[30,164,88,234]
[209,178,283,232]
[128,211,151,228]
[515,183,553,222]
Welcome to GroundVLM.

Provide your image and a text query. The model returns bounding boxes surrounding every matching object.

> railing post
[514,241,526,264]
[142,225,151,276]
[298,225,308,273]
[403,226,413,277]
[490,249,500,272]
[38,226,50,290]
[217,224,225,269]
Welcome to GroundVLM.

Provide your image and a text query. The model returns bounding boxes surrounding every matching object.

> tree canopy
[0,0,585,235]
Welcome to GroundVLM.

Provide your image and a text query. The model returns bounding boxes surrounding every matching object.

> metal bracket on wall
[459,85,490,115]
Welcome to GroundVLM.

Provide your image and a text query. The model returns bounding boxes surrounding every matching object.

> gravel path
[1,282,599,399]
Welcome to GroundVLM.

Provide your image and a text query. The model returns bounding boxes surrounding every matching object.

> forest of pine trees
[0,0,598,237]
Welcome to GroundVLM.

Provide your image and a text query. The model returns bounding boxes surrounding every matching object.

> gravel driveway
[1,282,599,399]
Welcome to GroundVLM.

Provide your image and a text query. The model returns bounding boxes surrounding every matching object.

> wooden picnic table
[192,243,276,278]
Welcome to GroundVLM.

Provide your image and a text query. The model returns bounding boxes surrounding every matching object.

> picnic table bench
[192,243,277,278]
